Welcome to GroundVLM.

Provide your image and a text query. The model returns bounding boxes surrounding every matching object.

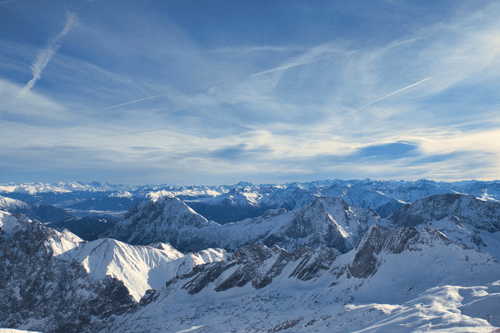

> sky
[1,0,500,185]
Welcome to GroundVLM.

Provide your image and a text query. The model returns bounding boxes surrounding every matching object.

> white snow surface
[0,210,24,236]
[62,238,227,301]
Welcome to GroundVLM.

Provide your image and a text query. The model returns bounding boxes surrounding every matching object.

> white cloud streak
[350,77,432,115]
[97,94,168,111]
[301,131,319,150]
[251,42,346,77]
[17,12,78,97]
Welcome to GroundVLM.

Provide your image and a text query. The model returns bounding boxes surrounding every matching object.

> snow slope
[109,225,500,332]
[63,239,226,301]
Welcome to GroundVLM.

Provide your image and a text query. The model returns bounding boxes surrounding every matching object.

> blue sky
[1,0,499,185]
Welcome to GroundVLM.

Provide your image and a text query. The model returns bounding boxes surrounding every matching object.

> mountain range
[1,179,500,332]
[2,179,500,222]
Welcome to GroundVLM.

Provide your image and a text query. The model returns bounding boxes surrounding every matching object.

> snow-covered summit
[63,237,226,301]
[108,195,219,250]
[0,209,83,256]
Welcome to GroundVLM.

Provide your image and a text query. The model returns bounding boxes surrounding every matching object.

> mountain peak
[108,196,217,250]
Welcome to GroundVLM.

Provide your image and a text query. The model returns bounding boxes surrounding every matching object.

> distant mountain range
[1,179,500,223]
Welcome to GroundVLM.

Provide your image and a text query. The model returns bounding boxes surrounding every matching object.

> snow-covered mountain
[383,192,500,260]
[108,195,380,253]
[108,193,220,250]
[0,208,226,332]
[108,225,500,332]
[0,210,134,333]
[61,239,226,302]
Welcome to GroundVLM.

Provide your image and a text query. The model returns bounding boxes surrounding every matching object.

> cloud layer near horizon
[0,1,499,185]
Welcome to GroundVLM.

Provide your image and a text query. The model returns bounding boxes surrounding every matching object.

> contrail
[350,77,431,115]
[301,131,319,150]
[98,94,167,111]
[102,126,173,137]
[17,12,78,97]
[299,77,432,151]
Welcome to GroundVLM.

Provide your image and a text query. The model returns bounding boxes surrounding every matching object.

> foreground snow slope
[110,225,500,332]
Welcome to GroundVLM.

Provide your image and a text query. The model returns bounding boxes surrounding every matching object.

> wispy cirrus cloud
[17,12,78,97]
[2,1,500,184]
